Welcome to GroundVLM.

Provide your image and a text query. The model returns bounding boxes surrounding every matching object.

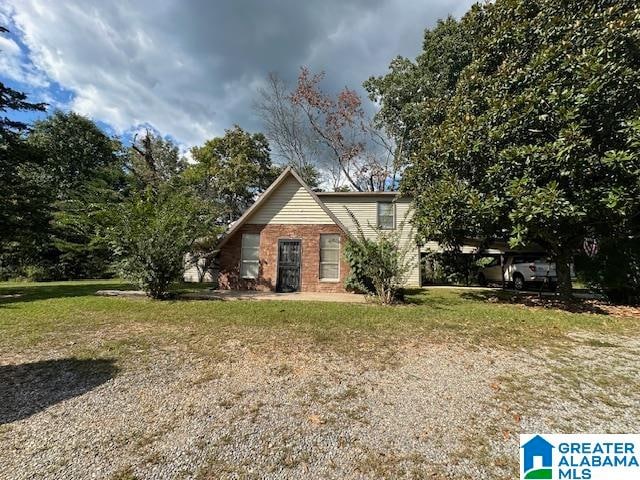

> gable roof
[216,166,349,249]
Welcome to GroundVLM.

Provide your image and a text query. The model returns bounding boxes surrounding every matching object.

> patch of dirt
[1,334,638,479]
[595,303,640,318]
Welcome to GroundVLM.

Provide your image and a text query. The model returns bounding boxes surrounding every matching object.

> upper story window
[319,234,340,281]
[377,201,395,230]
[240,233,260,279]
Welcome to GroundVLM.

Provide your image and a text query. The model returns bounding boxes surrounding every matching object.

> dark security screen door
[276,240,301,292]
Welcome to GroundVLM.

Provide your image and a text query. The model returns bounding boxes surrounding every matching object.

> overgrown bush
[108,188,212,299]
[343,239,375,294]
[422,251,494,286]
[579,237,640,305]
[343,208,415,304]
[22,265,53,282]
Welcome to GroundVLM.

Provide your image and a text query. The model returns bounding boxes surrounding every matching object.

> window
[319,234,340,281]
[240,234,260,279]
[377,202,395,229]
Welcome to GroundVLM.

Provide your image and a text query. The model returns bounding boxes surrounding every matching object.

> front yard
[1,280,639,479]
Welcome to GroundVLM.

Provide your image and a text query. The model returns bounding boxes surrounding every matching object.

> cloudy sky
[1,0,474,150]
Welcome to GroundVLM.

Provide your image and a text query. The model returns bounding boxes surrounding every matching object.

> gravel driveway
[2,333,639,480]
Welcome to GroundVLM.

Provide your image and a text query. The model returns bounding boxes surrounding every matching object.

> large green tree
[110,131,220,293]
[185,126,281,223]
[0,28,48,269]
[373,0,640,297]
[365,16,472,163]
[24,111,125,279]
[28,111,120,192]
[127,130,187,188]
[0,139,51,279]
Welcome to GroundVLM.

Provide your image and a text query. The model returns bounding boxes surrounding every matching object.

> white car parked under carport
[477,254,575,291]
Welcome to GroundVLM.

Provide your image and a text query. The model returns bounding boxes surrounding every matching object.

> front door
[276,239,301,292]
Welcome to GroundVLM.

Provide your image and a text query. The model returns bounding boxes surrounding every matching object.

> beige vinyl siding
[246,176,334,224]
[322,196,421,286]
[183,254,215,283]
[421,241,488,254]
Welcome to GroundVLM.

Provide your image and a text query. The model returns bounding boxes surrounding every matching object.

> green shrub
[23,265,53,282]
[579,237,640,305]
[108,188,213,299]
[343,239,375,293]
[343,208,415,304]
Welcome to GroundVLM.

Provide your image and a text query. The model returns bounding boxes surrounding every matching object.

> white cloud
[0,29,49,87]
[2,0,474,147]
[0,35,19,55]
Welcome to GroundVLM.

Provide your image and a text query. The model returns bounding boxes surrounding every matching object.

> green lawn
[1,280,638,479]
[0,279,636,359]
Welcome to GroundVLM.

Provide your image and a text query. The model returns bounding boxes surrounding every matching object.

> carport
[420,239,547,288]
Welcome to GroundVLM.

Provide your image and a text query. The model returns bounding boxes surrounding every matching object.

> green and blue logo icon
[520,433,640,479]
[521,435,554,479]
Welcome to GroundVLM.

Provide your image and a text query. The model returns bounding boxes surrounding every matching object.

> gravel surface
[1,334,639,479]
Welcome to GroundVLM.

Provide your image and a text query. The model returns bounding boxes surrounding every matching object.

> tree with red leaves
[291,67,398,191]
[257,67,399,191]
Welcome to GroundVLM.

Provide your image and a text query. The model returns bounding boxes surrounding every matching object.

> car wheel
[513,274,525,291]
[477,273,487,287]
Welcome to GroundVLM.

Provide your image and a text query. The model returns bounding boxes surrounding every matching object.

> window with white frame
[377,201,395,229]
[319,234,340,281]
[240,234,260,279]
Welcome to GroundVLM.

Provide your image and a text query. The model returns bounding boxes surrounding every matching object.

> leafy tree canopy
[22,111,126,279]
[127,130,187,188]
[27,111,122,195]
[0,26,48,258]
[185,125,281,223]
[373,0,640,296]
[365,16,472,162]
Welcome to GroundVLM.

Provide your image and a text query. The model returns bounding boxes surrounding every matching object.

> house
[185,167,422,292]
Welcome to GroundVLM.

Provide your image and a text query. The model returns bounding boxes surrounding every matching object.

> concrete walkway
[96,289,368,303]
[181,289,368,303]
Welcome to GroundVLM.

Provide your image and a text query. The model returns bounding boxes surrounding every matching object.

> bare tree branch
[255,68,399,191]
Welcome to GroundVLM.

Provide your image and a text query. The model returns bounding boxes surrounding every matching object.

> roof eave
[315,191,400,196]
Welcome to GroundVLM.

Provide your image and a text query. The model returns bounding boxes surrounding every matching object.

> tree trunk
[554,248,573,300]
[197,265,204,283]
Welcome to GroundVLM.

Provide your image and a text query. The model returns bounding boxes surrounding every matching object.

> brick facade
[217,224,349,293]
